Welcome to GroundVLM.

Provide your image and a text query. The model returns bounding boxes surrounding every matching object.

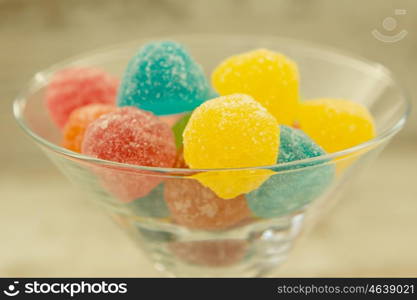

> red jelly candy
[82,107,176,202]
[45,67,119,128]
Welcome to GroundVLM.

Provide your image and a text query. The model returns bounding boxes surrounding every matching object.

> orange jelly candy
[62,103,116,153]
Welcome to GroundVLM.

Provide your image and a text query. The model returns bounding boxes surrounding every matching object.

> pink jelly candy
[81,106,176,202]
[45,67,119,128]
[164,178,251,230]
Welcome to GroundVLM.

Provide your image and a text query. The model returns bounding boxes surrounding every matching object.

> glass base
[112,212,304,277]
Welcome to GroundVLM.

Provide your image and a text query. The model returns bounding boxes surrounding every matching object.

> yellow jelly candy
[183,94,280,199]
[298,98,376,153]
[212,49,299,125]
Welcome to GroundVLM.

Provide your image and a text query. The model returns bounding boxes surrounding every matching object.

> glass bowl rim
[12,34,412,173]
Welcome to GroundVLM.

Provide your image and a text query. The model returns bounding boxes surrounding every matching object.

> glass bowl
[13,35,410,277]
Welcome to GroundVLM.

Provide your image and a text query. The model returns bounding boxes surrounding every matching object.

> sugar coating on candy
[298,98,376,153]
[212,49,299,125]
[117,40,212,115]
[45,68,119,128]
[164,178,250,230]
[82,106,176,167]
[61,104,116,153]
[169,240,247,267]
[172,112,191,148]
[277,125,326,167]
[81,106,176,201]
[128,184,170,218]
[183,94,280,199]
[247,125,334,218]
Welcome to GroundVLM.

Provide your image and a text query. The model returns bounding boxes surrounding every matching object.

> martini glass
[13,35,410,277]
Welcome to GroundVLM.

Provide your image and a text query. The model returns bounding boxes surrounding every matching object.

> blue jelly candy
[246,125,335,218]
[117,40,212,115]
[128,184,170,218]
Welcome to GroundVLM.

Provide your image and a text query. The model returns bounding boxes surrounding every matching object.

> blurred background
[1,0,416,276]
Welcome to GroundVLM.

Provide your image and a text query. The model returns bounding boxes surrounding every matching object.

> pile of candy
[45,40,376,229]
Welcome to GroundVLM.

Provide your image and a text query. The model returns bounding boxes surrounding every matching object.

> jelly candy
[81,106,176,201]
[61,104,116,153]
[164,178,250,230]
[183,94,280,199]
[297,98,376,153]
[277,125,326,167]
[45,67,118,128]
[117,41,212,115]
[82,106,176,168]
[247,125,335,218]
[212,49,299,125]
